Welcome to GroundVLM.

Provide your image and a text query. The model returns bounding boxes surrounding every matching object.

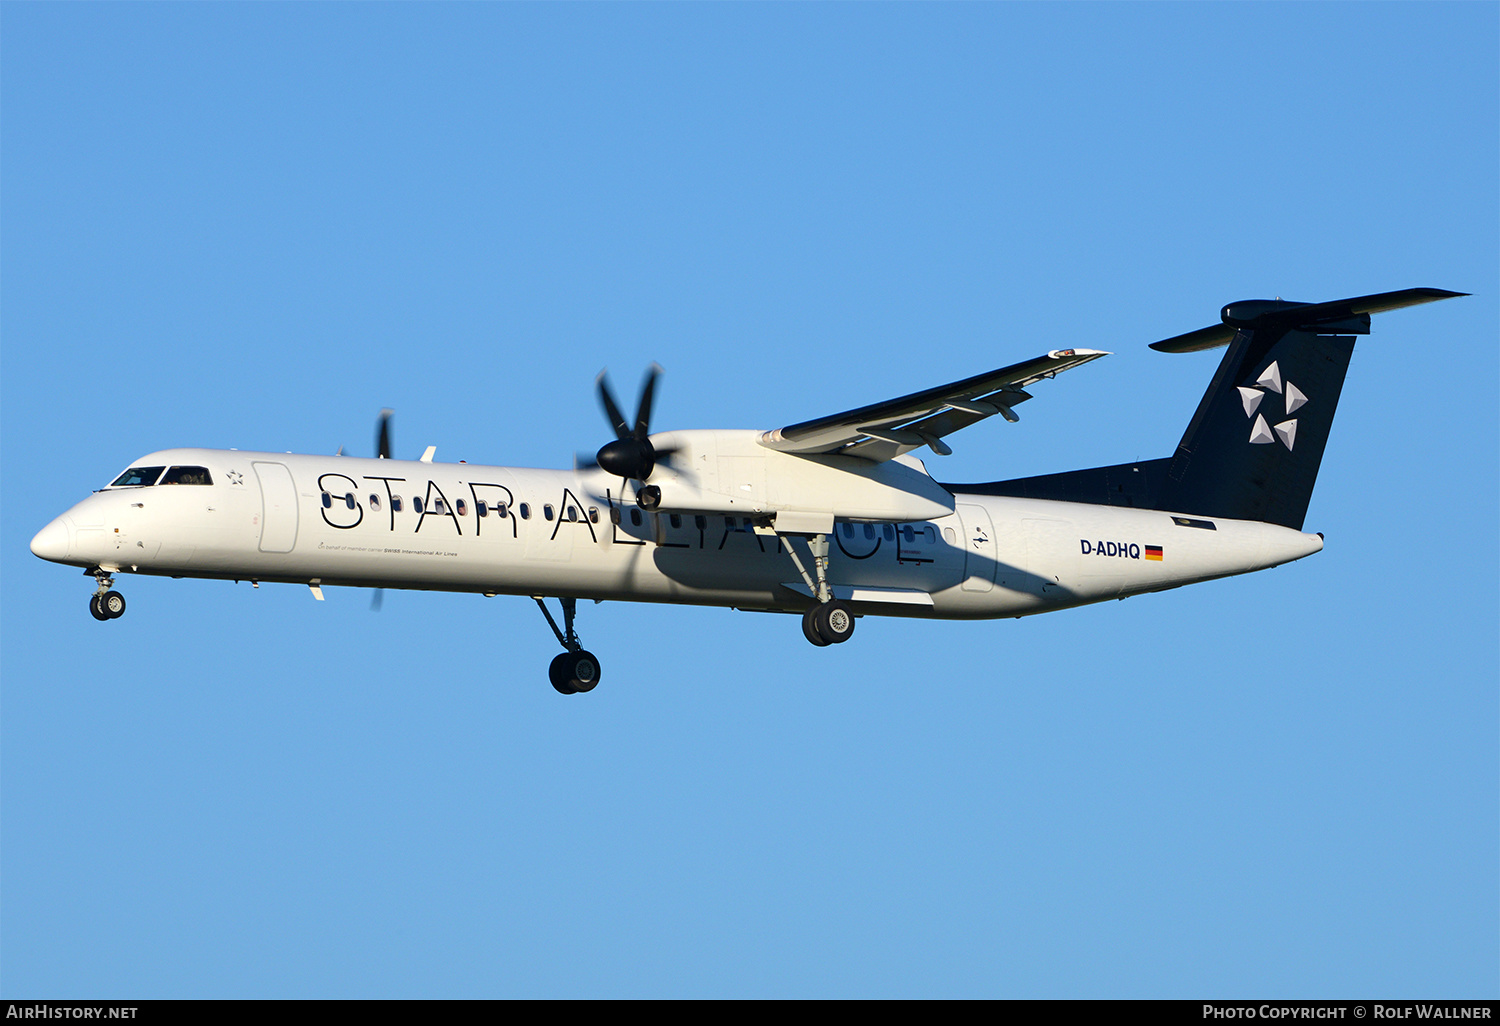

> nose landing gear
[87,569,126,621]
[534,596,601,695]
[548,649,601,695]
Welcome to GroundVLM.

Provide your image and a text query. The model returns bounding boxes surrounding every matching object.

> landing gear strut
[87,569,126,621]
[534,596,602,695]
[782,532,856,646]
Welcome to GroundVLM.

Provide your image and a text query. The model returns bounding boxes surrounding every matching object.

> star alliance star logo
[1237,361,1305,451]
[227,470,244,485]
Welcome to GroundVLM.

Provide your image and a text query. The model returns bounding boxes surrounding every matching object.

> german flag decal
[1144,545,1163,561]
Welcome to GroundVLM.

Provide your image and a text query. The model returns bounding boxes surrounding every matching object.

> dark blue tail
[948,288,1465,530]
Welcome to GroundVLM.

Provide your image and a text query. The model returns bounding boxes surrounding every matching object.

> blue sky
[2,3,1495,998]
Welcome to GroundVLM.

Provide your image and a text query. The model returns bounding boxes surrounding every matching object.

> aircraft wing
[758,348,1109,462]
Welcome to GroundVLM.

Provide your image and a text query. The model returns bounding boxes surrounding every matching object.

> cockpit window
[110,466,165,487]
[160,466,213,485]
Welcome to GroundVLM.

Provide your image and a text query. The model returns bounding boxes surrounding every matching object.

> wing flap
[760,349,1108,461]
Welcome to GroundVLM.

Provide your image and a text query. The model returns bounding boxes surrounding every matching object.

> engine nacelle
[587,430,954,525]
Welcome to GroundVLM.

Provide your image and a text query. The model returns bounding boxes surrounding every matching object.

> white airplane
[31,288,1463,694]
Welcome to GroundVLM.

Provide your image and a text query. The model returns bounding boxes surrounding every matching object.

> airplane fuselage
[31,445,1324,620]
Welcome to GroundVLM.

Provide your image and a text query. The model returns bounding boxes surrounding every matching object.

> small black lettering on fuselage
[1080,540,1140,559]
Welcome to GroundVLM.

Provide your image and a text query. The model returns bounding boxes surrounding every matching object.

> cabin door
[253,462,300,554]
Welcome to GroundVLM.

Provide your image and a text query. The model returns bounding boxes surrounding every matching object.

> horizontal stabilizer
[1149,324,1238,354]
[1151,287,1467,353]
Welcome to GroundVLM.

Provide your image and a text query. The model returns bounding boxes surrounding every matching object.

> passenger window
[413,497,424,514]
[695,515,707,530]
[670,514,682,528]
[392,496,403,512]
[610,506,621,525]
[630,509,642,526]
[110,466,165,487]
[943,527,956,544]
[161,466,212,485]
[588,507,599,524]
[902,525,915,543]
[497,503,508,518]
[434,498,447,514]
[883,525,895,542]
[544,504,554,521]
[724,517,735,529]
[321,492,333,509]
[370,494,382,511]
[476,500,487,517]
[345,493,356,510]
[925,526,937,543]
[864,524,875,540]
[566,505,577,522]
[456,499,467,516]
[841,523,854,538]
[519,503,531,520]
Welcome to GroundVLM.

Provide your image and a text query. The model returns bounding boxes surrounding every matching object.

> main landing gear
[802,599,855,647]
[87,569,126,621]
[782,531,857,647]
[534,596,601,695]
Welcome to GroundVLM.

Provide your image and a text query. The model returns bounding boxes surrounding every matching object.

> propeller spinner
[593,364,675,509]
[596,364,664,479]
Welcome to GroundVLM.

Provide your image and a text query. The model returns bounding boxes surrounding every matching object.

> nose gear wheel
[86,569,125,621]
[549,650,602,695]
[534,596,603,695]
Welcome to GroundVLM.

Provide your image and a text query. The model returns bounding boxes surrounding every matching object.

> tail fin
[953,288,1466,530]
[1156,324,1355,529]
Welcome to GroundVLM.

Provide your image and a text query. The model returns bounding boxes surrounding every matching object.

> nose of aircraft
[30,516,71,562]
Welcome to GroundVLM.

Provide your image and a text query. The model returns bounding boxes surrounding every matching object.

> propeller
[376,408,393,459]
[593,365,678,505]
[372,407,393,610]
